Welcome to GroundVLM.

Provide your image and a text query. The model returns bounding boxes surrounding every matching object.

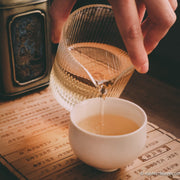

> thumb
[49,0,77,43]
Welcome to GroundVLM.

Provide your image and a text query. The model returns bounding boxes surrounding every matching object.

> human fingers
[135,0,146,22]
[109,0,149,73]
[49,0,77,43]
[142,0,177,54]
[168,0,178,10]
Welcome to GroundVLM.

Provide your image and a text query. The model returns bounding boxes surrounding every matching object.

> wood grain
[0,73,179,179]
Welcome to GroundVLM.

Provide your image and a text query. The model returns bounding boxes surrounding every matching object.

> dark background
[72,0,180,88]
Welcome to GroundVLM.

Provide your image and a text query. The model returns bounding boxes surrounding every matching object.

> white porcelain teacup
[69,97,147,172]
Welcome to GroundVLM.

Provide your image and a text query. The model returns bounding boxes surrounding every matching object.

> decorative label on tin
[9,10,47,85]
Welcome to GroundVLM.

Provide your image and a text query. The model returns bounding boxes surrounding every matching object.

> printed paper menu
[0,87,179,179]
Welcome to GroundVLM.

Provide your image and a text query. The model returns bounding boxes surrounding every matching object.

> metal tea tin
[0,0,52,97]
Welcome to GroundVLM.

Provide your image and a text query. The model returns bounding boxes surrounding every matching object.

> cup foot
[96,168,119,172]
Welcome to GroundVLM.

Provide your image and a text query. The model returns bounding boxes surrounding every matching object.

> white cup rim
[70,97,147,138]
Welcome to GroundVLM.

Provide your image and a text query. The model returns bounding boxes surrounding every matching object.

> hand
[49,0,177,73]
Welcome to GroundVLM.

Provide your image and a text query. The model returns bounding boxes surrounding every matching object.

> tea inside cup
[69,97,147,172]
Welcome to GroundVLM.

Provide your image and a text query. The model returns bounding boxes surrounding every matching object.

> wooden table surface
[121,72,180,138]
[0,72,179,179]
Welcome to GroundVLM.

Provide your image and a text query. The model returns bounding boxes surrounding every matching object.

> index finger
[109,0,149,73]
[50,0,77,43]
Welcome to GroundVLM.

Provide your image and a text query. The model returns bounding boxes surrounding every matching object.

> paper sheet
[0,87,179,180]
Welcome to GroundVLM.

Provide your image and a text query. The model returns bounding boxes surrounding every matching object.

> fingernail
[137,62,149,74]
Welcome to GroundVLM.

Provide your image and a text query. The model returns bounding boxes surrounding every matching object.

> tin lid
[0,0,47,8]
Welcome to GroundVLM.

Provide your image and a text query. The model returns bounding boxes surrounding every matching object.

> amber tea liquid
[50,42,134,110]
[77,114,139,135]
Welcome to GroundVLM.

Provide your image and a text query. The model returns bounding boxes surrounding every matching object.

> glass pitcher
[50,4,134,111]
